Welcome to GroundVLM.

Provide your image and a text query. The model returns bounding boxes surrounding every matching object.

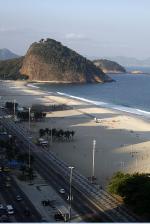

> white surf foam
[57,91,150,118]
[27,83,40,89]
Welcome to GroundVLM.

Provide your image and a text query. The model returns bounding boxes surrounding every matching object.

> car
[54,213,64,221]
[6,205,14,215]
[0,132,7,135]
[3,167,11,172]
[5,182,11,187]
[16,195,23,201]
[59,188,65,194]
[0,204,4,209]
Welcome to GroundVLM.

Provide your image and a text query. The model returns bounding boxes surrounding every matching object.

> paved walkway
[14,172,83,222]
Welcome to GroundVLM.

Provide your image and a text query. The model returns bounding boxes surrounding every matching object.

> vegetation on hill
[93,59,126,73]
[20,38,112,83]
[0,57,28,80]
[107,172,150,218]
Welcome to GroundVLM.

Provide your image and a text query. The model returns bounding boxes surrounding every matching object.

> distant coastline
[129,70,150,75]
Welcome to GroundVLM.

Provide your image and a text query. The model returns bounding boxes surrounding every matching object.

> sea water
[31,68,150,118]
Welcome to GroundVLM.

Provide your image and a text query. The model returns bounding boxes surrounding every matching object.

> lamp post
[28,107,31,132]
[13,99,16,120]
[28,136,32,169]
[28,107,31,170]
[50,126,53,146]
[92,139,96,183]
[28,141,31,169]
[68,166,74,221]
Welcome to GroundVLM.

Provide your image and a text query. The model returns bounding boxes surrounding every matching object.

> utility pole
[14,99,16,120]
[92,139,96,183]
[68,166,74,221]
[28,107,31,169]
[29,107,31,132]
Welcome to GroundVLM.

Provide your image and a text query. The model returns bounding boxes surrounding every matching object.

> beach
[1,80,150,188]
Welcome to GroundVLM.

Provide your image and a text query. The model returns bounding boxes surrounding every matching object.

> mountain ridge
[0,48,20,61]
[93,59,126,73]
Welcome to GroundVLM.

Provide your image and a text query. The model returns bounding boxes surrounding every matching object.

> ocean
[32,67,150,118]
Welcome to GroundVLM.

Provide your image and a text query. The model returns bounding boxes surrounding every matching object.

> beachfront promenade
[0,109,138,222]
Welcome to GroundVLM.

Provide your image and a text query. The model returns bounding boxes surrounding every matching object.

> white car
[6,205,14,215]
[59,188,65,194]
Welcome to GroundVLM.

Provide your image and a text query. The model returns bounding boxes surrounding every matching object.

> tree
[107,172,150,217]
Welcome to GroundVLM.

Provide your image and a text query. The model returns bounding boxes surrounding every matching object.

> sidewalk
[14,171,83,222]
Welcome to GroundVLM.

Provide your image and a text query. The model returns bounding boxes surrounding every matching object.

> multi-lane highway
[0,172,41,222]
[0,110,139,222]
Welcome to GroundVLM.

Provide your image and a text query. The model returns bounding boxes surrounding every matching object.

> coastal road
[0,111,139,222]
[0,172,42,222]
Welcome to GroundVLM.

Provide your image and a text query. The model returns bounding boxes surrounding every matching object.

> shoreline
[26,81,150,121]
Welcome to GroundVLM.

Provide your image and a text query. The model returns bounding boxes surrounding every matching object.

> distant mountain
[0,48,20,61]
[93,59,126,73]
[20,38,112,83]
[105,56,150,67]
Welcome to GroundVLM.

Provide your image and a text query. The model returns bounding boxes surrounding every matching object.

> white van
[6,205,14,215]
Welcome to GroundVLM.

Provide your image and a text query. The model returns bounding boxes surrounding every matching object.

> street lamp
[50,125,53,146]
[92,139,96,183]
[13,99,16,120]
[28,107,31,132]
[68,166,74,221]
[28,107,31,170]
[28,136,32,169]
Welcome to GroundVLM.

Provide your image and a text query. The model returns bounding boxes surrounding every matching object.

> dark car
[54,213,64,221]
[16,195,23,201]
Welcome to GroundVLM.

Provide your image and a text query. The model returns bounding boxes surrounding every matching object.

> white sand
[1,80,150,188]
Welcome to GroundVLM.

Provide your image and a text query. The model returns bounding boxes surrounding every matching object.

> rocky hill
[93,59,126,73]
[0,48,20,61]
[20,38,111,83]
[0,57,27,80]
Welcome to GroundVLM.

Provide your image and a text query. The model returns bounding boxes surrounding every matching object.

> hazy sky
[0,0,150,59]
